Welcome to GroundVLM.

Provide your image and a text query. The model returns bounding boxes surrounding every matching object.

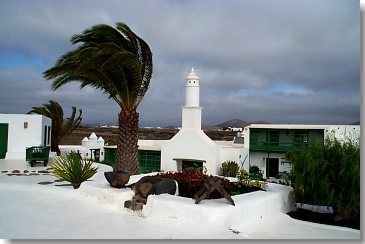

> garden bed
[287,208,360,230]
[158,171,265,199]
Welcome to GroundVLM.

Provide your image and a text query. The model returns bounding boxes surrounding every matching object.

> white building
[59,132,105,161]
[243,124,360,178]
[0,114,52,160]
[161,68,249,175]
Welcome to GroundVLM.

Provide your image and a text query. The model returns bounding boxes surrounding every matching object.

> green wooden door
[0,123,9,159]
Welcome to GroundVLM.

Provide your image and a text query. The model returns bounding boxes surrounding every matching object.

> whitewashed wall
[0,114,51,159]
[59,145,86,157]
[60,132,105,161]
[217,144,249,174]
[325,125,360,143]
[161,130,219,174]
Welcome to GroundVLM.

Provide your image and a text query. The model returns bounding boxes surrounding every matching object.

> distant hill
[215,119,271,128]
[164,124,220,129]
[215,119,250,128]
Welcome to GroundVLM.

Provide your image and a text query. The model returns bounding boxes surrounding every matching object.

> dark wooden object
[194,177,235,206]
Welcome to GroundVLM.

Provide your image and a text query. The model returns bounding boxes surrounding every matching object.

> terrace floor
[0,159,360,239]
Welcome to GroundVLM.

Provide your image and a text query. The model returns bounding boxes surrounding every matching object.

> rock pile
[124,175,177,211]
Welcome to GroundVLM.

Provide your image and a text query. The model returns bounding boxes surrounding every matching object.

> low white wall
[78,170,296,229]
[138,140,166,151]
[143,183,296,228]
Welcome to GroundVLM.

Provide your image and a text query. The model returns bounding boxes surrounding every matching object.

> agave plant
[51,152,98,189]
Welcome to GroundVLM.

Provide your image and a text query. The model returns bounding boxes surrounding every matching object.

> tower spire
[186,67,199,80]
[182,68,202,130]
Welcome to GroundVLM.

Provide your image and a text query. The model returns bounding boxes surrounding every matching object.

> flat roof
[214,140,245,148]
[247,124,333,130]
[173,158,206,163]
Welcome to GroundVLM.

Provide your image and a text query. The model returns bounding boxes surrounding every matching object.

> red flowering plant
[158,171,232,199]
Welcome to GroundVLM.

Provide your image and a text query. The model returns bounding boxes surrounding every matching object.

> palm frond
[44,22,153,110]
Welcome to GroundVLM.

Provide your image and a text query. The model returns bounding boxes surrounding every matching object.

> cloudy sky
[0,0,360,127]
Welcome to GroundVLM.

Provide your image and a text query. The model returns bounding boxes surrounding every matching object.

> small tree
[43,22,153,175]
[286,136,360,221]
[28,100,82,155]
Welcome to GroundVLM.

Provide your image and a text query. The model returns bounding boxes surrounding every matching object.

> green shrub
[183,162,204,173]
[51,152,98,189]
[220,160,240,177]
[286,136,360,221]
[249,165,260,173]
[236,169,267,189]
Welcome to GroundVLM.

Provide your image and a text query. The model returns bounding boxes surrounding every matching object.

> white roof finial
[186,67,199,80]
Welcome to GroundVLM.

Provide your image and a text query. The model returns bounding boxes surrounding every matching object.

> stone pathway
[0,168,68,186]
[1,168,52,176]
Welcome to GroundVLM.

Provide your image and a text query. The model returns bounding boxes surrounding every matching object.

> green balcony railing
[250,141,308,152]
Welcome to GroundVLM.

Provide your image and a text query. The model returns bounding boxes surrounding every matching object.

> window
[268,131,280,146]
[294,132,308,144]
[47,126,51,145]
[250,131,259,145]
[43,126,47,146]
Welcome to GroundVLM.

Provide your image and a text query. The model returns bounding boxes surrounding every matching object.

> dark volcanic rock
[124,200,144,211]
[124,176,178,212]
[139,183,153,198]
[152,178,177,195]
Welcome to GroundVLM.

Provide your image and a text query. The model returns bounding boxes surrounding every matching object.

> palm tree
[43,22,153,174]
[28,100,82,155]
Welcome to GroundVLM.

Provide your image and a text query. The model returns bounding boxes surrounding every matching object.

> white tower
[185,67,200,107]
[182,68,202,130]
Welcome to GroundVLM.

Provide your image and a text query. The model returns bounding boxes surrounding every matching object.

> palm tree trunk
[114,109,140,174]
[51,133,61,156]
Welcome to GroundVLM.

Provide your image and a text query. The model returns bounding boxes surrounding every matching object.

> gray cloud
[0,0,360,127]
